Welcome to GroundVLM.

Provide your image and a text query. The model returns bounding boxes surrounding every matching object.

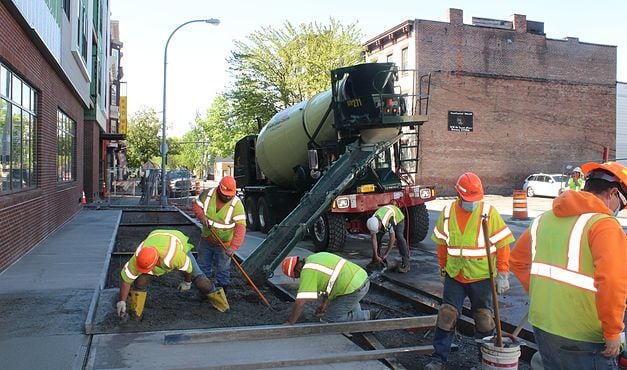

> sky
[110,0,627,138]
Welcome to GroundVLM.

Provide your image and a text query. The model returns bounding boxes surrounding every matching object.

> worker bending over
[282,252,376,324]
[425,172,515,370]
[366,204,411,273]
[192,176,246,291]
[116,229,229,318]
[510,161,627,370]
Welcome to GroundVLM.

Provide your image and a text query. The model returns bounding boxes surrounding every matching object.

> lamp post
[160,18,220,206]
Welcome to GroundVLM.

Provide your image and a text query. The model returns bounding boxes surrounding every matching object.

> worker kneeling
[116,229,229,319]
[282,252,376,324]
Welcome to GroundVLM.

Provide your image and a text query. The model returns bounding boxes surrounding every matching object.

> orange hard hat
[218,176,237,197]
[581,161,627,191]
[135,246,159,273]
[282,256,299,278]
[455,172,484,202]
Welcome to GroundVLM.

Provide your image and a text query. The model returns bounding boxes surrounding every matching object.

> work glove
[177,281,192,292]
[116,300,126,317]
[440,269,447,283]
[496,272,510,294]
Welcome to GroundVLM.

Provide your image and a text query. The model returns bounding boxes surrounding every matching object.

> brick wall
[83,120,100,201]
[406,15,616,196]
[0,3,84,272]
[418,72,615,196]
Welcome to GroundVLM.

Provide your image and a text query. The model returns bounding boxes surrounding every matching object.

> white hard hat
[366,216,380,234]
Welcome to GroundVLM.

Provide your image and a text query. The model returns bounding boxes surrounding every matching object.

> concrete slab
[86,331,388,369]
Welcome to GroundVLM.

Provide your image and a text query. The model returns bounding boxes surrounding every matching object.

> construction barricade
[512,190,529,220]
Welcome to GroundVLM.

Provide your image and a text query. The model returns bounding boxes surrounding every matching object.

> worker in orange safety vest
[192,176,246,290]
[116,229,229,318]
[510,161,627,370]
[425,172,515,370]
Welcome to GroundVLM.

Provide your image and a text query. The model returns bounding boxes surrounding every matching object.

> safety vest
[528,211,611,343]
[296,252,368,301]
[567,178,585,191]
[195,188,246,244]
[375,205,405,231]
[431,201,514,280]
[121,230,194,284]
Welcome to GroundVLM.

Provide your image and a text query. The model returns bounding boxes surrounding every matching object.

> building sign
[448,111,473,132]
[119,95,127,134]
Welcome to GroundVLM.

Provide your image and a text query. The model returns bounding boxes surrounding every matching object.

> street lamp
[160,18,220,206]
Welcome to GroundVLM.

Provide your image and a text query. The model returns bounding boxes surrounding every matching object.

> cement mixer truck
[234,62,435,253]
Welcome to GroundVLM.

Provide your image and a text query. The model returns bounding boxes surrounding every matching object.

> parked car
[523,173,568,197]
[166,169,195,198]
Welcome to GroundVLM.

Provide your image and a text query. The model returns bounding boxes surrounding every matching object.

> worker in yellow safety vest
[366,204,411,273]
[116,229,229,318]
[282,252,379,324]
[567,167,585,192]
[425,172,515,370]
[192,176,246,290]
[510,161,627,370]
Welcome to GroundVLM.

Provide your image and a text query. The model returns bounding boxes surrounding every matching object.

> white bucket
[481,336,521,370]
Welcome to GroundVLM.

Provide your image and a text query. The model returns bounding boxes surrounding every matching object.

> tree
[125,107,161,168]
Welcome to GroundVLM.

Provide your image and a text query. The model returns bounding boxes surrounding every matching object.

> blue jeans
[321,280,370,322]
[195,238,231,286]
[533,326,618,370]
[432,276,494,363]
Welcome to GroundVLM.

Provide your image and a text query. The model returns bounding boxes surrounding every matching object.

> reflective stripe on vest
[445,202,496,257]
[146,232,183,269]
[530,213,598,292]
[302,257,348,296]
[201,188,241,229]
[378,205,398,229]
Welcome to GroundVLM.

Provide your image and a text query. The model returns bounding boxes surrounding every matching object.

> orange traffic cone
[81,191,87,204]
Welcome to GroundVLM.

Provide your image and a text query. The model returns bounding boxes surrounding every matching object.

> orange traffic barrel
[195,180,201,195]
[512,190,529,220]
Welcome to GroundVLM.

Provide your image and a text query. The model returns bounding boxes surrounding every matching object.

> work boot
[129,290,147,318]
[207,287,230,312]
[424,360,446,370]
[398,263,410,273]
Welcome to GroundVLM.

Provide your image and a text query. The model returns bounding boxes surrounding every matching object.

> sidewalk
[0,209,121,370]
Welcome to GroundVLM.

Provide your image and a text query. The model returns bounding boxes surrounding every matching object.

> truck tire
[311,213,346,252]
[245,196,260,231]
[257,196,275,234]
[407,204,429,245]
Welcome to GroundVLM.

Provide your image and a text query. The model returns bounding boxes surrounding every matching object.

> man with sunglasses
[510,161,627,370]
[191,176,246,291]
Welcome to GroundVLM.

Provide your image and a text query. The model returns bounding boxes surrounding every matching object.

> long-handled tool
[481,216,503,347]
[208,227,271,308]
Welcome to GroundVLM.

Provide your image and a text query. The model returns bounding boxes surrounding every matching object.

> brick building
[365,8,617,196]
[0,0,119,272]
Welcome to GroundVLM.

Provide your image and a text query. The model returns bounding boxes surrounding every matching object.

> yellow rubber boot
[207,287,230,312]
[129,290,147,318]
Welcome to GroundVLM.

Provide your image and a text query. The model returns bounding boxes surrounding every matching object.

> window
[77,0,88,63]
[386,54,393,63]
[0,63,37,193]
[62,0,70,20]
[401,47,408,71]
[57,110,75,182]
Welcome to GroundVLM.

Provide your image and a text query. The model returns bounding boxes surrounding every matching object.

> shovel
[208,227,271,308]
[481,215,503,347]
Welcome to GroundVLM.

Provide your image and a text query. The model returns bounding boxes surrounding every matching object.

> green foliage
[125,107,161,168]
[182,18,365,164]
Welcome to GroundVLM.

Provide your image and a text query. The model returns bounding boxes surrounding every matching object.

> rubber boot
[207,287,230,312]
[129,290,147,318]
